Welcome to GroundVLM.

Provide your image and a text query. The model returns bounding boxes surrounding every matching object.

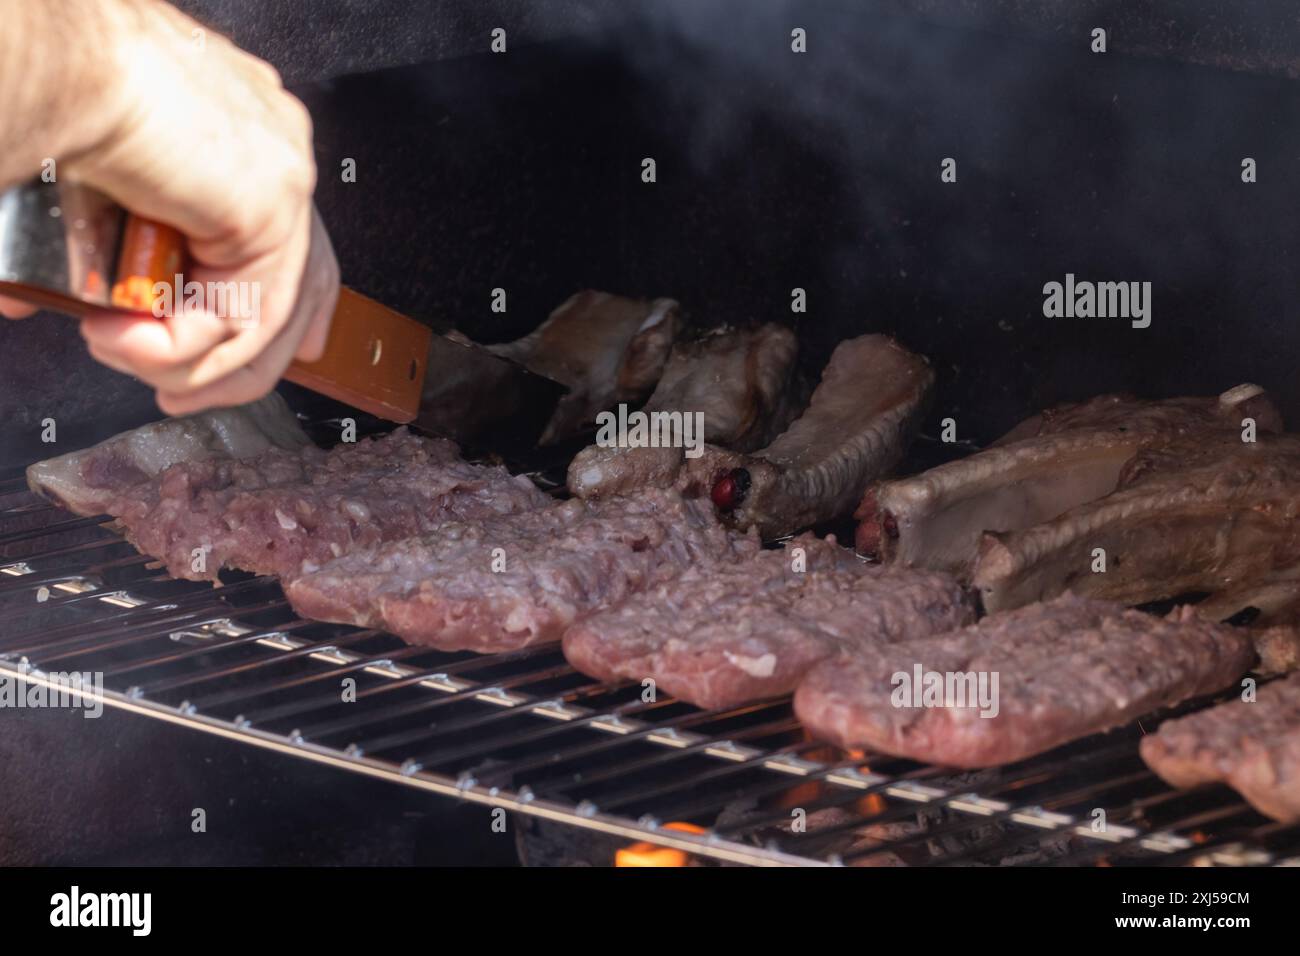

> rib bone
[680,334,933,539]
[855,386,1281,576]
[971,434,1300,613]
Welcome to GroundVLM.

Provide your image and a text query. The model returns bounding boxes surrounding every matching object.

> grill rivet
[575,800,598,818]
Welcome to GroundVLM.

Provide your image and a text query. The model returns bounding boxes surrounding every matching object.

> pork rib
[563,533,971,709]
[971,434,1300,615]
[1140,672,1300,822]
[487,290,678,444]
[284,489,755,653]
[680,335,933,539]
[855,385,1280,576]
[566,323,800,498]
[793,595,1254,767]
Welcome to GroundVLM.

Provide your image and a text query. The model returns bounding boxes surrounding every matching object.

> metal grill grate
[3,468,1299,868]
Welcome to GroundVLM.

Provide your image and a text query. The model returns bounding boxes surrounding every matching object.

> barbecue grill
[3,0,1300,868]
[3,416,1298,867]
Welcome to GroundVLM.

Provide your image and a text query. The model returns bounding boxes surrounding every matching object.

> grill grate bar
[230,646,449,723]
[321,678,621,756]
[390,696,696,776]
[472,699,797,783]
[545,718,805,804]
[0,575,279,654]
[294,658,606,744]
[598,742,812,816]
[150,629,383,700]
[0,546,152,594]
[231,648,575,726]
[22,599,294,668]
[102,620,323,678]
[0,513,109,548]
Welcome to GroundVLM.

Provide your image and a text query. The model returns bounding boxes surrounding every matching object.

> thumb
[0,295,37,318]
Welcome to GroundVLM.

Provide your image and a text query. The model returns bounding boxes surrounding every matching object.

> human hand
[0,0,338,414]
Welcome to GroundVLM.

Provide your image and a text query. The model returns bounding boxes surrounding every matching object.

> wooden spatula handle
[284,288,430,424]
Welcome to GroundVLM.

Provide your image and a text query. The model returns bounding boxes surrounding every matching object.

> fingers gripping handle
[112,217,427,423]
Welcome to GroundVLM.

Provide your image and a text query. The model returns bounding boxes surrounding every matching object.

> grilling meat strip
[33,424,550,584]
[971,432,1300,615]
[1141,672,1300,822]
[855,384,1281,576]
[487,290,678,444]
[566,323,800,498]
[793,594,1254,767]
[563,533,972,709]
[285,489,754,653]
[680,334,933,539]
[26,393,310,517]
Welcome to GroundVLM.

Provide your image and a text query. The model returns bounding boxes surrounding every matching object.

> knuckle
[254,57,285,91]
[282,105,317,194]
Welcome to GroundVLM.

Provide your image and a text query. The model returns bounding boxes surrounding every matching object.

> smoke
[599,0,1293,280]
[587,0,1300,426]
[603,0,1053,265]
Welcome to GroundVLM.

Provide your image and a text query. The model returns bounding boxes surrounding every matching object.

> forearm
[0,0,143,189]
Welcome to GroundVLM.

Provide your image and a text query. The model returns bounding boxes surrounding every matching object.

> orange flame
[615,821,706,867]
[846,750,886,815]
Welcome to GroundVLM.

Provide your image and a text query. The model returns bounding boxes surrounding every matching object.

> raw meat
[285,489,755,652]
[564,533,972,709]
[794,594,1254,768]
[1141,671,1300,822]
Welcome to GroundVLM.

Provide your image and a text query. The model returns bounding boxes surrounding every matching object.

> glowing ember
[615,821,706,867]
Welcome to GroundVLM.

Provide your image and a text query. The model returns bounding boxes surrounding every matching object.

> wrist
[59,0,165,168]
[0,0,156,183]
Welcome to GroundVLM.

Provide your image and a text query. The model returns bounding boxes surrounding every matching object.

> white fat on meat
[26,393,310,516]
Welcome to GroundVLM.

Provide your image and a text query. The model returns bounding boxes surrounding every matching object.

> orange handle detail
[111,215,184,312]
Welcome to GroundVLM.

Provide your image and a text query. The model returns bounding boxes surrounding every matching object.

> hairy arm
[0,0,138,189]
